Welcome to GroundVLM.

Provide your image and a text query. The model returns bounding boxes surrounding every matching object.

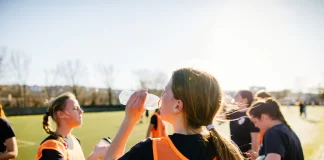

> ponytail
[267,99,292,130]
[42,112,56,136]
[277,109,291,130]
[209,128,244,160]
[42,112,65,143]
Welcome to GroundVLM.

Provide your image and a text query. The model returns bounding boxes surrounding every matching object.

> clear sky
[0,0,323,92]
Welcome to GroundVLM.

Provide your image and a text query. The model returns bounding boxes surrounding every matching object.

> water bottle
[119,90,160,110]
[97,137,111,147]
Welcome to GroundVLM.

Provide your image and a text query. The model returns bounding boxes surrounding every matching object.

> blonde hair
[171,68,244,160]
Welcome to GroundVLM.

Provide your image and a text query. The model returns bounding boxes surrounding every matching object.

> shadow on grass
[301,118,322,124]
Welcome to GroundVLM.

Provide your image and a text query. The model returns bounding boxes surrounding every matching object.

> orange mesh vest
[259,130,265,144]
[152,113,167,138]
[153,137,218,160]
[36,136,85,160]
[152,137,188,160]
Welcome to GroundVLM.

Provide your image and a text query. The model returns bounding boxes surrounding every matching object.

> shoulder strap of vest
[36,139,68,160]
[153,112,159,117]
[152,137,189,160]
[164,137,188,160]
[73,135,81,145]
[152,138,162,160]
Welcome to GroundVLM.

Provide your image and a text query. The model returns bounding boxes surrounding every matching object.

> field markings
[17,140,36,148]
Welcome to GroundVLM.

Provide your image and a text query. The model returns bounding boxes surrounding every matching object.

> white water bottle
[97,137,111,147]
[119,90,160,110]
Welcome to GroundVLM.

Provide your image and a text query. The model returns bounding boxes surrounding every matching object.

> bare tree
[318,74,324,103]
[152,71,168,90]
[133,69,152,89]
[96,63,114,105]
[134,69,168,91]
[56,60,86,99]
[0,47,8,82]
[10,51,31,107]
[43,68,59,99]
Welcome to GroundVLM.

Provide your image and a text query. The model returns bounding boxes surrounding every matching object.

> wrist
[252,151,258,157]
[87,152,99,160]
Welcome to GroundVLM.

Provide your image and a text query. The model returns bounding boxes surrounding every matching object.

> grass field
[7,106,324,160]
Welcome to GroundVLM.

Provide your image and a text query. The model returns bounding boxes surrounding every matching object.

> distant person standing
[145,109,149,123]
[299,100,307,118]
[146,109,167,138]
[139,114,144,124]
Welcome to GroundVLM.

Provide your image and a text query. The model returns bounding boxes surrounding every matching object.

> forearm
[104,119,136,160]
[251,139,259,152]
[251,133,260,152]
[146,129,151,138]
[265,153,281,160]
[146,125,153,138]
[0,151,17,160]
[87,153,99,160]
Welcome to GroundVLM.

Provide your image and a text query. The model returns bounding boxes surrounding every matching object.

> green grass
[302,116,324,160]
[7,107,324,160]
[9,111,177,160]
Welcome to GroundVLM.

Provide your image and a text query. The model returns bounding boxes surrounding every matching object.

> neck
[56,123,73,137]
[267,119,282,129]
[172,114,203,134]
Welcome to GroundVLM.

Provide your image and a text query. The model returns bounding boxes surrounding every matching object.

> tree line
[0,46,168,108]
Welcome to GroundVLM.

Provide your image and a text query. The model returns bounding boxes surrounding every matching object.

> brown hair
[255,90,272,99]
[248,98,291,130]
[171,68,243,160]
[237,90,254,107]
[0,104,6,119]
[42,92,76,141]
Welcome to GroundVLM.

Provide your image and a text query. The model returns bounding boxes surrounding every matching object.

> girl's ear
[260,114,268,121]
[173,100,183,114]
[56,110,67,119]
